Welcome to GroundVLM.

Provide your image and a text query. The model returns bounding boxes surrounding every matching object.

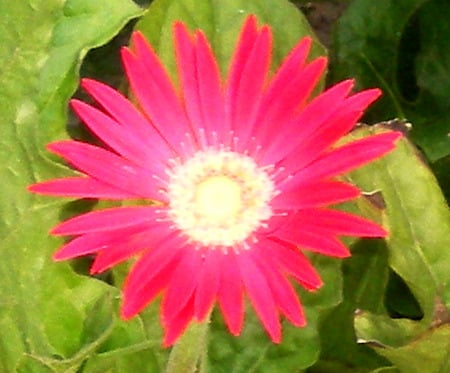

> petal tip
[52,251,66,262]
[120,305,136,321]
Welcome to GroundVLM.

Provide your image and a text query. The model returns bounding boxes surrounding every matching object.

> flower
[29,15,401,346]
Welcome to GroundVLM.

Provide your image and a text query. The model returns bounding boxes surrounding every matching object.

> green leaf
[312,240,391,372]
[347,125,450,369]
[0,0,143,370]
[81,301,166,373]
[332,0,450,161]
[366,324,450,373]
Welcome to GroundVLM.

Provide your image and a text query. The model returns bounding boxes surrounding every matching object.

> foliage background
[1,0,449,372]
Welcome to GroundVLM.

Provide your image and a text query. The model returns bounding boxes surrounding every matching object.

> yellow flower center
[195,175,242,224]
[167,150,274,248]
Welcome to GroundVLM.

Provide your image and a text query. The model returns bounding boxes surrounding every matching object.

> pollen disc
[167,150,275,247]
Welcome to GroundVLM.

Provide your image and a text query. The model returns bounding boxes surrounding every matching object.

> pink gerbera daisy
[29,16,401,346]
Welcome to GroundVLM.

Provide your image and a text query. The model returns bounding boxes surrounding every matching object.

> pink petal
[237,251,281,343]
[28,177,139,199]
[122,36,196,153]
[89,224,173,274]
[301,89,382,155]
[217,251,244,336]
[162,249,203,323]
[121,233,185,318]
[47,140,160,199]
[291,131,402,184]
[173,23,201,136]
[90,244,141,274]
[260,79,354,166]
[259,36,312,114]
[227,15,258,76]
[251,250,305,326]
[174,24,225,146]
[122,258,178,320]
[80,78,173,162]
[254,57,327,154]
[291,209,387,237]
[278,89,382,173]
[194,250,221,320]
[272,227,350,258]
[70,99,167,176]
[51,206,160,236]
[272,180,361,209]
[53,225,145,260]
[123,232,183,296]
[261,237,323,291]
[163,297,195,347]
[226,23,272,149]
[225,15,259,121]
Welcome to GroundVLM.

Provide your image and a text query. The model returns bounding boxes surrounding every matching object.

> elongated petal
[301,89,381,155]
[71,99,167,176]
[123,233,184,298]
[260,36,312,111]
[163,297,195,347]
[261,79,354,165]
[217,251,244,336]
[256,37,313,127]
[51,206,160,236]
[278,89,382,173]
[89,224,172,274]
[122,38,197,153]
[273,227,350,257]
[80,78,173,162]
[90,244,141,274]
[53,225,145,260]
[28,177,139,199]
[238,252,281,343]
[122,234,185,318]
[261,237,323,290]
[194,250,221,320]
[122,257,179,319]
[251,250,305,326]
[254,57,327,152]
[272,180,361,209]
[174,24,225,146]
[223,16,259,145]
[162,249,203,323]
[226,23,272,149]
[225,15,259,120]
[47,140,159,199]
[292,131,402,184]
[291,209,387,237]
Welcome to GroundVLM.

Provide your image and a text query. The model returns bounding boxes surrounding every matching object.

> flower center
[195,175,242,224]
[167,150,274,248]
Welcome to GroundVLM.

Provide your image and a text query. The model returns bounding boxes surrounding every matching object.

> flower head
[29,16,401,346]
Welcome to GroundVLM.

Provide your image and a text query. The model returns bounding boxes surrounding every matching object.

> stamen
[198,127,207,149]
[211,130,219,148]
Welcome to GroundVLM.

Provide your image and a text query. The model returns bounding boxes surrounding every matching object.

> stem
[166,317,210,373]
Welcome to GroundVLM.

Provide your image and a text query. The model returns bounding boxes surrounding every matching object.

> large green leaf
[0,0,144,371]
[369,325,450,373]
[347,125,450,370]
[310,240,391,372]
[332,0,450,161]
